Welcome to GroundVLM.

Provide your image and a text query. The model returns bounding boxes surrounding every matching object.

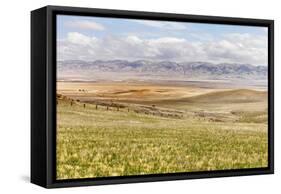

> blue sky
[57,15,266,41]
[57,15,268,65]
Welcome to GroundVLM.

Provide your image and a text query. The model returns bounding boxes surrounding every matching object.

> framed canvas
[31,5,274,188]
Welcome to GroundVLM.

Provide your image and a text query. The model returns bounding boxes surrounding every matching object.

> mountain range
[57,60,267,81]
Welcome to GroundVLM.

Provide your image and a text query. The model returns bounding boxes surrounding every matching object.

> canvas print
[56,15,268,180]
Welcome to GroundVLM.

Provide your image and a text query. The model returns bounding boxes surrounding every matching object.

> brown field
[57,81,267,120]
[56,80,268,179]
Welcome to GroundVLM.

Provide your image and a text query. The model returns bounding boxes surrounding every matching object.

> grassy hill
[152,89,267,104]
[185,89,267,103]
[56,95,268,179]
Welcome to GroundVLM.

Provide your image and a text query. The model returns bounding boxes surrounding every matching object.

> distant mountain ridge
[57,60,267,81]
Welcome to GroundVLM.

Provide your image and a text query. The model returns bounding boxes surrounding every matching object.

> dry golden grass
[56,81,268,179]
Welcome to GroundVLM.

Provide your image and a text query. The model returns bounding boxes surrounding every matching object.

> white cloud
[66,20,105,31]
[57,32,267,65]
[67,32,97,45]
[201,33,268,65]
[149,37,186,44]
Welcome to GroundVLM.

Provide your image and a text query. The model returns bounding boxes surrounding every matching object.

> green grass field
[56,93,268,179]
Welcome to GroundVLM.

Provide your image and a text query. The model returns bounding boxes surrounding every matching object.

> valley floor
[56,81,268,179]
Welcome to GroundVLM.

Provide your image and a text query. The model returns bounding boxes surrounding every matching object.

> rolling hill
[184,89,267,103]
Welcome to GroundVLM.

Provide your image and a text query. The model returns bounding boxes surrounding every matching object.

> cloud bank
[57,32,267,65]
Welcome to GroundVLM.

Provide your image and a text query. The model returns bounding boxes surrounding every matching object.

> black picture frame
[31,5,274,188]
